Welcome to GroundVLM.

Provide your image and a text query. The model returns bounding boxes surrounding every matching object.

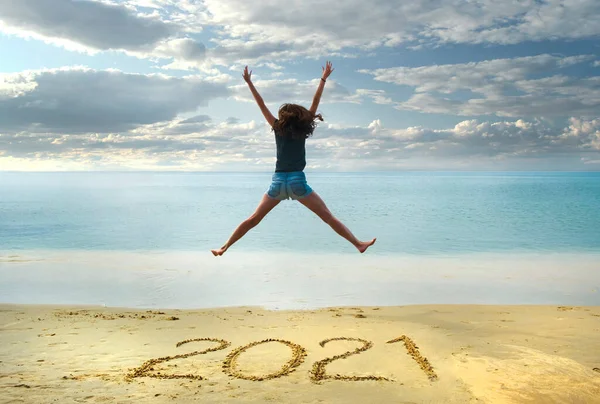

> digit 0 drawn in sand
[222,339,307,381]
[310,337,390,383]
[387,335,437,381]
[126,338,230,381]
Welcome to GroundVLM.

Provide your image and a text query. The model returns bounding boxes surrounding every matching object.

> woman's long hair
[273,103,323,139]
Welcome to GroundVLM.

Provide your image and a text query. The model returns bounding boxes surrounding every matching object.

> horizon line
[2,169,600,174]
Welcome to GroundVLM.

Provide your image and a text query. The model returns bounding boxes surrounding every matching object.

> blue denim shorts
[266,171,313,201]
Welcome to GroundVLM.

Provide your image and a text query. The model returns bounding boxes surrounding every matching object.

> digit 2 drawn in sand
[387,335,437,381]
[309,337,390,383]
[222,339,307,381]
[126,338,230,381]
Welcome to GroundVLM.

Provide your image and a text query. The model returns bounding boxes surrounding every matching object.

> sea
[1,171,599,309]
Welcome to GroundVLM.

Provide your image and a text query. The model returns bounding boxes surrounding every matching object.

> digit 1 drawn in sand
[387,335,438,381]
[126,338,231,381]
[309,337,390,383]
[222,339,307,381]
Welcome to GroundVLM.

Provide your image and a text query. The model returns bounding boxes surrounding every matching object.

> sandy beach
[1,304,599,403]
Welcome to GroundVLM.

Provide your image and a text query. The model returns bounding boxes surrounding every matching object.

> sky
[0,0,599,172]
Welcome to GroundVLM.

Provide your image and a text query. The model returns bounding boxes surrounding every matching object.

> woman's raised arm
[309,61,334,114]
[243,66,276,127]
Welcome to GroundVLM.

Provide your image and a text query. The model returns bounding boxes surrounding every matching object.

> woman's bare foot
[211,246,227,256]
[356,238,376,253]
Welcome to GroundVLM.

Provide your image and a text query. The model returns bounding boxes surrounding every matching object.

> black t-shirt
[273,119,306,172]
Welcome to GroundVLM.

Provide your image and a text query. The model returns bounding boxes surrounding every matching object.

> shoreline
[2,250,599,310]
[4,247,600,258]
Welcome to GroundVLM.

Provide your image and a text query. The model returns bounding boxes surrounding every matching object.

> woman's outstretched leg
[298,191,376,253]
[211,194,280,256]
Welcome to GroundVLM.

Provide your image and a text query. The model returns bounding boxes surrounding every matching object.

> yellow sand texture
[1,304,599,403]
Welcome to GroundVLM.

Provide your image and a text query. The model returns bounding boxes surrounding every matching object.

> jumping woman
[211,62,376,256]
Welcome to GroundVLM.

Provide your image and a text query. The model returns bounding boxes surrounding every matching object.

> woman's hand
[321,61,334,80]
[243,66,252,83]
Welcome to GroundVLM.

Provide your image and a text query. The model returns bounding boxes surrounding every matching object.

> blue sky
[1,0,599,171]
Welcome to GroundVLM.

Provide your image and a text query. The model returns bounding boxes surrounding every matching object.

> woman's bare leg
[211,194,280,256]
[298,191,376,253]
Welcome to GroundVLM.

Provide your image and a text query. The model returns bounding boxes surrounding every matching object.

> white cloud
[0,65,388,138]
[153,38,206,61]
[0,67,230,133]
[2,116,599,171]
[559,117,600,150]
[4,0,599,67]
[459,0,600,45]
[0,0,206,62]
[354,90,394,105]
[169,0,600,63]
[359,54,600,117]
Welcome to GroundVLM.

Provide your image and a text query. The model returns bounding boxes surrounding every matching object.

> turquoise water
[2,172,599,309]
[1,172,600,254]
